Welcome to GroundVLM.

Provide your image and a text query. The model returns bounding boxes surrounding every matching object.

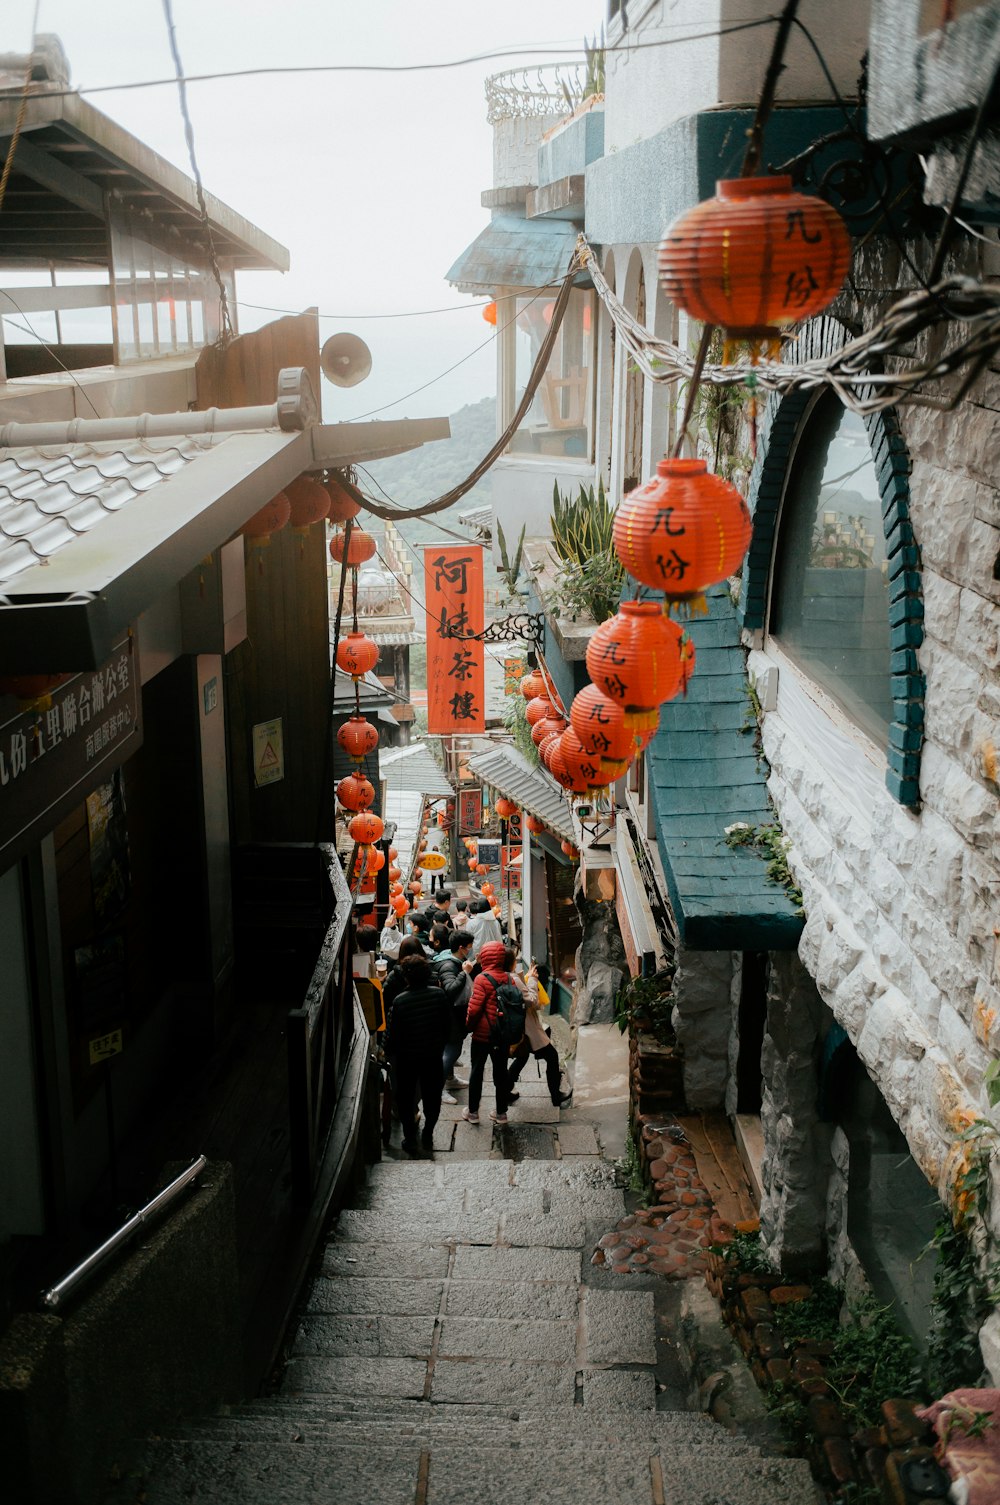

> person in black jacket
[435,929,474,1101]
[385,953,452,1155]
[381,936,433,1018]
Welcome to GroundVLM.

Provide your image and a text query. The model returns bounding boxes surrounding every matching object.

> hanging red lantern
[558,729,604,793]
[524,696,553,727]
[614,459,751,599]
[336,771,375,812]
[598,753,633,782]
[362,844,385,873]
[520,670,545,702]
[286,475,331,532]
[495,797,518,820]
[585,602,685,723]
[437,810,448,826]
[475,861,489,875]
[391,893,409,917]
[525,815,546,835]
[657,175,851,346]
[0,672,70,706]
[547,736,572,790]
[389,879,403,895]
[408,879,423,895]
[636,712,660,751]
[388,864,401,882]
[482,301,498,326]
[570,684,638,762]
[531,713,567,747]
[348,812,384,844]
[561,840,579,859]
[337,714,380,761]
[539,733,561,771]
[481,881,494,897]
[329,528,377,567]
[241,491,291,543]
[336,632,380,679]
[326,474,362,523]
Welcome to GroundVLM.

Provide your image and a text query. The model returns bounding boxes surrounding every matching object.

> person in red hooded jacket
[463,940,521,1126]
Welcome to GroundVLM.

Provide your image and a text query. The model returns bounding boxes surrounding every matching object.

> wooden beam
[2,136,105,219]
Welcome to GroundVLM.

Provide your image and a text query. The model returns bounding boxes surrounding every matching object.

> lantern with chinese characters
[336,632,379,679]
[570,684,638,762]
[241,491,291,544]
[558,729,603,794]
[337,714,379,761]
[525,696,552,727]
[614,459,752,599]
[547,737,572,790]
[532,713,567,748]
[525,815,547,835]
[391,893,409,917]
[520,670,545,702]
[286,475,331,533]
[348,812,384,845]
[657,175,851,350]
[336,771,375,812]
[495,798,518,820]
[326,474,362,523]
[330,528,377,567]
[585,602,685,724]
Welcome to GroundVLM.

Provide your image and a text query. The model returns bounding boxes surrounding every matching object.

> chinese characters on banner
[458,787,482,835]
[424,545,485,735]
[501,842,522,900]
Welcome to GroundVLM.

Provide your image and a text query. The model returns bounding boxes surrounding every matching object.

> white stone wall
[758,367,1000,1240]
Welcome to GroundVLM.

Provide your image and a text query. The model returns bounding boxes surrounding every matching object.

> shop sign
[424,545,485,735]
[458,787,482,834]
[0,635,142,872]
[88,1028,124,1066]
[501,843,522,900]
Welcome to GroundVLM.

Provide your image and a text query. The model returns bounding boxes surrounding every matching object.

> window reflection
[770,394,892,744]
[509,288,593,459]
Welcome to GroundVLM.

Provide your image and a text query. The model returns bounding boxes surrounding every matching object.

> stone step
[118,1436,820,1505]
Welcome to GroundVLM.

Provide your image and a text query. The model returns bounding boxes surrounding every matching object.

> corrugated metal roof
[647,586,804,951]
[384,789,425,882]
[445,213,579,293]
[467,743,574,842]
[380,741,455,800]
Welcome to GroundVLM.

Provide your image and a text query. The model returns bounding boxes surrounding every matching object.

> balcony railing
[485,62,588,125]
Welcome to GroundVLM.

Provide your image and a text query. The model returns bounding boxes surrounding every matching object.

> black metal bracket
[442,611,545,646]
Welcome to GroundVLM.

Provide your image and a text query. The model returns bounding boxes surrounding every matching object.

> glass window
[508,288,594,459]
[770,393,892,744]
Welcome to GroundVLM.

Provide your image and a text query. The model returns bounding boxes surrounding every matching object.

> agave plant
[549,478,624,623]
[496,519,526,599]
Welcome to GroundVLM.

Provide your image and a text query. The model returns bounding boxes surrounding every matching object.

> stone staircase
[110,1122,821,1505]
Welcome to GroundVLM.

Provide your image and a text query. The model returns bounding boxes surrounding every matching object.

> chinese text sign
[424,546,485,735]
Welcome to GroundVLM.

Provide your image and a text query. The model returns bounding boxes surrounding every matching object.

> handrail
[38,1154,207,1312]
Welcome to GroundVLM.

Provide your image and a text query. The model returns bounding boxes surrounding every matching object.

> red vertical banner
[459,787,482,835]
[424,545,485,735]
[501,843,522,900]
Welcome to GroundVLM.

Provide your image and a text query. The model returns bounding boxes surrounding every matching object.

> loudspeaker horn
[320,332,372,388]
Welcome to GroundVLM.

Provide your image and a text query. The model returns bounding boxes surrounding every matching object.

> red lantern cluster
[586,602,686,722]
[657,175,851,342]
[242,491,291,543]
[336,632,380,680]
[614,459,751,599]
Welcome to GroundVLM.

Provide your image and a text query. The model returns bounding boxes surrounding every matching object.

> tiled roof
[646,586,803,950]
[0,434,227,584]
[467,743,574,843]
[379,741,455,800]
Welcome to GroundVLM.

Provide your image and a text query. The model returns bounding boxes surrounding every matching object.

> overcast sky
[9,1,603,421]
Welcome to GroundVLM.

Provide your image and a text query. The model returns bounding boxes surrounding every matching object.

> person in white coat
[466,897,502,959]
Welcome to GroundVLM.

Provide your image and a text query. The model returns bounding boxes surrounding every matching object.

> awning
[467,743,574,843]
[0,399,448,672]
[380,742,455,801]
[445,214,581,294]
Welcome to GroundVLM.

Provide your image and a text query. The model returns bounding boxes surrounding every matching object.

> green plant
[496,519,526,600]
[618,1124,648,1194]
[712,1226,772,1275]
[686,329,754,485]
[925,1114,1000,1395]
[560,30,605,111]
[549,478,624,622]
[614,969,676,1044]
[724,821,804,913]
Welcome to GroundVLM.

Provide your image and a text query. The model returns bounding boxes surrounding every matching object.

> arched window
[769,392,892,746]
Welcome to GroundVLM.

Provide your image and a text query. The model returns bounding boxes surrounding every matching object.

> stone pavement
[107,1029,820,1505]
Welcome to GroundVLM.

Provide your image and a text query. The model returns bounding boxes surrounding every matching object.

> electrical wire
[0,19,780,102]
[237,297,492,321]
[0,295,103,418]
[348,330,498,420]
[356,466,488,548]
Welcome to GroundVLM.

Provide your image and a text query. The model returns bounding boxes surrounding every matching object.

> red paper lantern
[326,474,362,522]
[520,671,545,701]
[286,475,331,531]
[408,879,423,895]
[599,754,632,782]
[585,602,685,721]
[348,812,384,844]
[614,459,751,598]
[547,737,572,790]
[525,696,552,727]
[388,864,401,882]
[558,729,603,794]
[561,840,579,859]
[538,732,560,769]
[482,301,498,326]
[242,491,291,542]
[495,799,519,820]
[359,876,377,894]
[336,632,380,679]
[658,175,850,342]
[362,844,385,873]
[475,862,489,875]
[391,893,409,917]
[481,882,494,897]
[525,815,547,835]
[336,771,375,812]
[337,714,379,761]
[570,685,638,762]
[329,528,377,566]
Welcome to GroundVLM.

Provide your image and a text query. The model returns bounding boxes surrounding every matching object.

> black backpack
[486,974,526,1050]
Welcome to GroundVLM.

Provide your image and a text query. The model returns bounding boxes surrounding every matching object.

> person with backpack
[385,953,452,1155]
[463,941,528,1127]
[506,961,572,1108]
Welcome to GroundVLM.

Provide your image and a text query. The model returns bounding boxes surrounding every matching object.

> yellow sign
[89,1028,123,1066]
[419,851,447,871]
[252,718,284,787]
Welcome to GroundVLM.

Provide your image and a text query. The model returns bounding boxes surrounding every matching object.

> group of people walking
[375,889,571,1155]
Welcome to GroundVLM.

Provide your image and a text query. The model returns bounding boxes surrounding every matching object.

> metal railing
[485,62,587,125]
[287,846,357,1205]
[38,1155,207,1312]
